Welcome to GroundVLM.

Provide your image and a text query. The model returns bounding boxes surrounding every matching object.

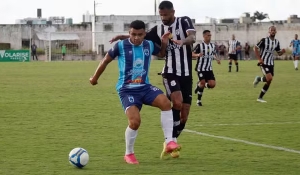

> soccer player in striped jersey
[253,26,285,103]
[289,34,300,70]
[109,1,196,159]
[193,30,220,106]
[228,34,240,72]
[89,20,180,164]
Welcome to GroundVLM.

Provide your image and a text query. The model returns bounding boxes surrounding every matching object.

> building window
[124,23,130,31]
[103,23,113,31]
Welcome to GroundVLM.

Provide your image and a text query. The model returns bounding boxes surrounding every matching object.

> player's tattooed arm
[182,30,196,45]
[171,30,196,46]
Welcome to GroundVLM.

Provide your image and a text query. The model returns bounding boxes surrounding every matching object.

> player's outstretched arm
[275,42,285,56]
[89,54,114,85]
[192,52,202,58]
[277,49,285,56]
[109,35,130,44]
[254,46,262,64]
[255,38,265,64]
[215,55,221,64]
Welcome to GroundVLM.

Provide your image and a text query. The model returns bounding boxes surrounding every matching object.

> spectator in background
[244,42,250,60]
[215,42,219,57]
[218,43,226,60]
[236,41,243,60]
[62,44,66,61]
[31,42,38,61]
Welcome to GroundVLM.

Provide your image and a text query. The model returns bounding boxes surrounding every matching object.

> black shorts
[260,65,274,76]
[245,51,250,56]
[229,54,237,60]
[197,71,215,81]
[162,74,193,105]
[219,51,225,56]
[62,53,66,56]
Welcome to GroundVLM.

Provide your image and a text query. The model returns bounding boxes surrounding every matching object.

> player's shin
[171,108,180,140]
[294,59,298,69]
[161,110,174,144]
[259,83,270,98]
[125,126,138,155]
[197,87,204,101]
[228,62,232,72]
[235,62,239,72]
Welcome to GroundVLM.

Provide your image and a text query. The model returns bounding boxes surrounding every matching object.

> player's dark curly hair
[130,20,145,30]
[159,0,174,10]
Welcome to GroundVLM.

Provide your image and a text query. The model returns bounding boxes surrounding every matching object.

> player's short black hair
[203,30,210,34]
[130,20,145,30]
[269,25,276,30]
[159,1,174,10]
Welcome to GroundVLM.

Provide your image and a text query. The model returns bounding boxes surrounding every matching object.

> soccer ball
[68,148,89,168]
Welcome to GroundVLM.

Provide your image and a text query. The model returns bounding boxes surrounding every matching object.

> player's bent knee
[266,76,273,82]
[172,100,182,110]
[209,82,216,88]
[128,119,141,130]
[152,94,171,111]
[200,80,206,87]
[170,91,183,110]
[125,106,141,130]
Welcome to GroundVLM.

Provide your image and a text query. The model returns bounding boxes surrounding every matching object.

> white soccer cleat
[253,76,260,88]
[257,98,267,103]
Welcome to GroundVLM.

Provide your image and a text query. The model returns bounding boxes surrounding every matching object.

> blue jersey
[108,39,160,91]
[291,39,300,53]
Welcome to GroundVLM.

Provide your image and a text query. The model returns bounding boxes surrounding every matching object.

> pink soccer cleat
[165,141,181,153]
[124,153,139,164]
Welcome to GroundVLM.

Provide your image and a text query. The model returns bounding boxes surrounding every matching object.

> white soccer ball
[68,147,89,168]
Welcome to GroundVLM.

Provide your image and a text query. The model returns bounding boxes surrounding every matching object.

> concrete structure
[82,11,92,23]
[92,15,162,52]
[92,15,300,53]
[239,13,254,24]
[3,14,300,61]
[194,22,300,49]
[0,23,92,50]
[15,18,47,25]
[48,16,65,24]
[287,15,300,23]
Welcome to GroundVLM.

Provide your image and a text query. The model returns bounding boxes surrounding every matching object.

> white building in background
[205,17,218,24]
[48,16,65,24]
[92,15,162,53]
[83,11,92,23]
[15,18,47,24]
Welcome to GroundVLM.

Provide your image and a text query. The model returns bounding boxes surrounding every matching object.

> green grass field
[0,60,300,175]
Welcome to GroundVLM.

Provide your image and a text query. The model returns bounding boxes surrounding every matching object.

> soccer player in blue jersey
[109,1,196,159]
[89,20,180,164]
[289,34,300,70]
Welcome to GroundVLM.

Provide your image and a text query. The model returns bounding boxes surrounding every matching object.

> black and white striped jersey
[228,40,239,54]
[256,37,281,66]
[145,16,195,77]
[193,42,216,72]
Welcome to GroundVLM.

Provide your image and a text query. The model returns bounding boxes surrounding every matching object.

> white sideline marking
[196,121,300,127]
[184,129,300,154]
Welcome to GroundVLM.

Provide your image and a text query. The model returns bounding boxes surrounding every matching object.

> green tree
[251,11,269,22]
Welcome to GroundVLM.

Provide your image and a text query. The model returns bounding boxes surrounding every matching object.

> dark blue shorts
[293,52,300,57]
[118,84,164,111]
